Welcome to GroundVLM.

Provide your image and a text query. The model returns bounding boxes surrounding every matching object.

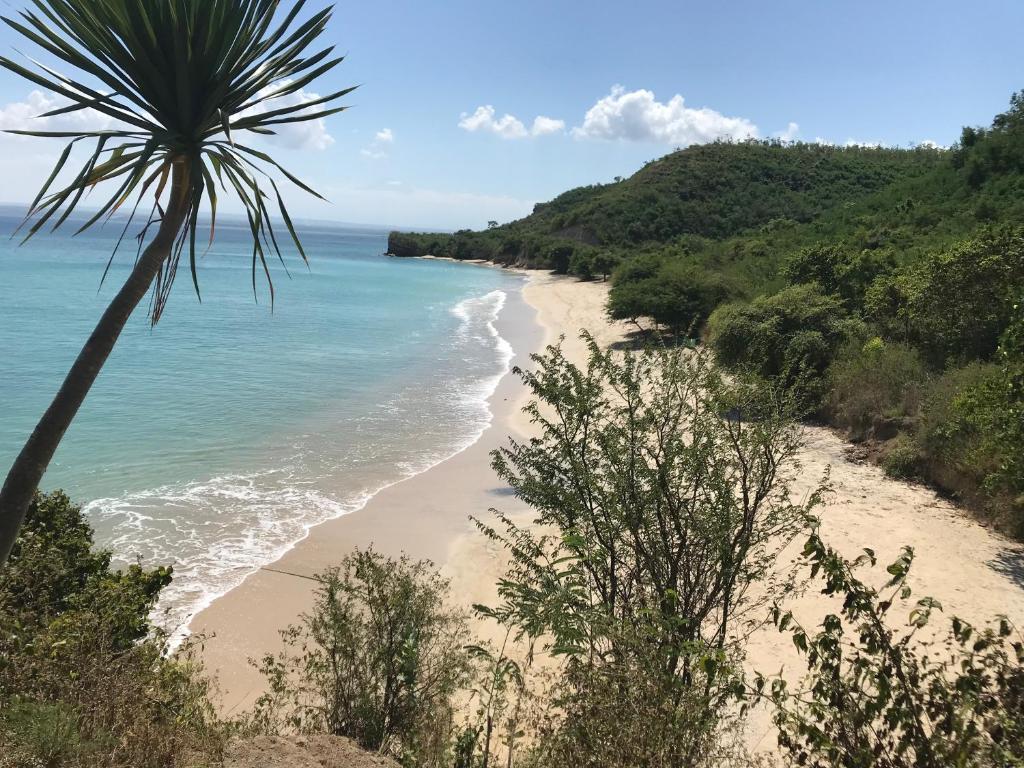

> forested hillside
[389,92,1024,536]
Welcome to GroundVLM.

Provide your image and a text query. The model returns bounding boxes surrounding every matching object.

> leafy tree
[0,0,353,563]
[866,228,1024,366]
[252,549,471,766]
[708,284,864,408]
[762,531,1024,767]
[783,244,895,306]
[476,336,820,766]
[607,256,731,336]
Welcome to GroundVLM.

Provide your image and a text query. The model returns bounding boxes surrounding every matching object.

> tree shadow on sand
[608,329,697,352]
[989,547,1024,589]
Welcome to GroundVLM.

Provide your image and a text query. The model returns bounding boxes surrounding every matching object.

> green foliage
[476,336,820,765]
[953,90,1024,188]
[762,531,1024,767]
[881,433,922,480]
[0,491,224,767]
[252,548,471,767]
[866,227,1024,366]
[782,244,895,306]
[607,255,733,335]
[826,338,926,440]
[916,360,1024,533]
[0,490,171,660]
[1,0,352,321]
[708,284,864,409]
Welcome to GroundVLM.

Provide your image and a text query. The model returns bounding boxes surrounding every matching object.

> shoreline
[160,280,522,651]
[195,267,1024,746]
[192,268,551,713]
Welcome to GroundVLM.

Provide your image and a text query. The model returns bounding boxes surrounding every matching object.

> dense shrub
[608,256,733,335]
[252,549,471,767]
[914,359,1023,533]
[782,244,895,306]
[708,284,864,408]
[866,227,1024,366]
[881,433,922,480]
[825,337,926,439]
[0,491,224,768]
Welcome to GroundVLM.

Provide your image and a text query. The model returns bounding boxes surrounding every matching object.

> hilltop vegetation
[390,91,1024,537]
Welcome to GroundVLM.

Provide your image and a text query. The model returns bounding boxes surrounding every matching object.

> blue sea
[0,207,523,637]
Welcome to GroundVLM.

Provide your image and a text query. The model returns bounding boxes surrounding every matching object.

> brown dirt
[222,735,400,768]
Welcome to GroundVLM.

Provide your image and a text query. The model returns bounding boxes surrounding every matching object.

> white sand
[195,269,1024,754]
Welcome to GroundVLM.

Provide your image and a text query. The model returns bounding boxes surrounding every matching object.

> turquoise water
[0,207,522,637]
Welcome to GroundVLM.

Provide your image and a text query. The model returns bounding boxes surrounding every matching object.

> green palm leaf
[0,0,354,564]
[1,0,353,322]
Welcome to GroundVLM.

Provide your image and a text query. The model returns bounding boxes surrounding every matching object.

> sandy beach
[195,268,1024,746]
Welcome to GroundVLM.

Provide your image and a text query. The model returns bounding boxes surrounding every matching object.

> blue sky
[0,0,1022,229]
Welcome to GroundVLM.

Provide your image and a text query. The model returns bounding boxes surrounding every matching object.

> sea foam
[82,287,516,650]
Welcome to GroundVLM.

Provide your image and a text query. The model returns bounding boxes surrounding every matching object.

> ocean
[0,207,523,639]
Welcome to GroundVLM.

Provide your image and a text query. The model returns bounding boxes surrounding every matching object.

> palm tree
[0,0,353,564]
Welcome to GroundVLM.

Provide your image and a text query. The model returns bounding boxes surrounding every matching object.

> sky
[0,0,1022,230]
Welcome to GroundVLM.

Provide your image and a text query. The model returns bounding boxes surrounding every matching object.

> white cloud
[459,105,528,139]
[531,115,566,136]
[361,127,394,160]
[241,80,335,151]
[572,85,759,146]
[774,122,800,142]
[458,106,565,139]
[0,89,116,135]
[917,139,946,150]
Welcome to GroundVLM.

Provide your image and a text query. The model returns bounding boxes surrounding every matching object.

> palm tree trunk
[0,160,191,564]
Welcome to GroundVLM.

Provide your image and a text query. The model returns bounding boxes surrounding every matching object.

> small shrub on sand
[826,338,926,440]
[882,433,923,480]
[251,549,471,767]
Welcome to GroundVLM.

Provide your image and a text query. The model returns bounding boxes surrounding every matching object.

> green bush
[866,227,1024,366]
[608,257,733,336]
[882,433,922,480]
[826,337,926,440]
[708,284,864,409]
[914,361,1022,533]
[764,532,1024,767]
[782,244,895,306]
[479,336,818,767]
[252,549,471,767]
[0,491,224,768]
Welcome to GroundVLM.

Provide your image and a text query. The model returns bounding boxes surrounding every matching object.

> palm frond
[1,0,353,323]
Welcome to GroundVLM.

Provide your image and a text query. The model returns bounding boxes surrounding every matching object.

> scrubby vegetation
[0,492,225,767]
[6,344,1023,767]
[250,549,472,766]
[471,338,819,767]
[391,91,1024,538]
[763,531,1024,767]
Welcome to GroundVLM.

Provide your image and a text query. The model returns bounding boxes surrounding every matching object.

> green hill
[388,141,946,270]
[390,91,1024,537]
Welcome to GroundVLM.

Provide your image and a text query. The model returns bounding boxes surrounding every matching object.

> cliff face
[386,231,425,257]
